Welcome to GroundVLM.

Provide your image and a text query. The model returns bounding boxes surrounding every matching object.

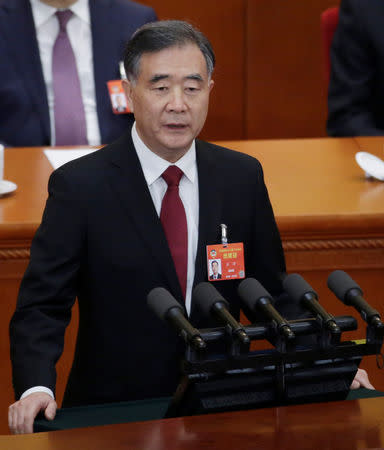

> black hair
[124,20,215,81]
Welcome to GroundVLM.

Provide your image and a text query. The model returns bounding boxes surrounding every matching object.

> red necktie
[160,166,188,298]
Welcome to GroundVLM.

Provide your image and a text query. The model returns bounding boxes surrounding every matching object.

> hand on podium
[8,392,57,434]
[351,368,375,390]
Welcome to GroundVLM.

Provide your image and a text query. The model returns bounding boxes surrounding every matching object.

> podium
[0,394,376,449]
[1,139,384,434]
[34,388,384,432]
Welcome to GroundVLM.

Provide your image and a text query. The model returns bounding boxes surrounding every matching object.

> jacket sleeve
[9,167,85,400]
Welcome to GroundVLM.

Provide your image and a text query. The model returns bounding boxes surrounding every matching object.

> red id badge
[107,80,131,114]
[206,243,245,281]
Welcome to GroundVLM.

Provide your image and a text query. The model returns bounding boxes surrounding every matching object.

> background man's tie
[52,10,88,145]
[160,166,188,298]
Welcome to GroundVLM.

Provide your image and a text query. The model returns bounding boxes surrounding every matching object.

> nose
[166,88,187,113]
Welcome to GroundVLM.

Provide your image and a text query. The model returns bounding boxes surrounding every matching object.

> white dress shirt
[29,0,101,146]
[20,123,200,401]
[132,123,199,315]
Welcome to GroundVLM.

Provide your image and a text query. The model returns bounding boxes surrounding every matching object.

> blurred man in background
[327,0,384,136]
[0,0,156,146]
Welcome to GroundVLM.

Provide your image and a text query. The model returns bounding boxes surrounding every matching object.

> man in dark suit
[327,0,384,136]
[209,260,222,280]
[0,0,156,147]
[8,20,372,435]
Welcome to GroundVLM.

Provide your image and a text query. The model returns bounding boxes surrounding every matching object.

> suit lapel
[188,140,226,322]
[107,132,184,301]
[193,140,225,287]
[0,0,50,142]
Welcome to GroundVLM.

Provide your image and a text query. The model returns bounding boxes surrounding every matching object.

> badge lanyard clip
[119,61,127,80]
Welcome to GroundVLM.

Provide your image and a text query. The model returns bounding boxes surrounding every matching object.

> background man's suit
[0,0,156,147]
[10,130,289,407]
[327,0,384,136]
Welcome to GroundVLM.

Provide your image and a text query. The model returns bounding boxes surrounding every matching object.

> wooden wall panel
[139,0,247,140]
[246,0,338,139]
[132,1,345,140]
[0,278,23,435]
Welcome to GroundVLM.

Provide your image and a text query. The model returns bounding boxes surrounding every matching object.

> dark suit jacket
[10,130,288,407]
[327,0,384,136]
[209,273,222,280]
[0,0,156,146]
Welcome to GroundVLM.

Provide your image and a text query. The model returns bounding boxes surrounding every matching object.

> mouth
[164,123,188,130]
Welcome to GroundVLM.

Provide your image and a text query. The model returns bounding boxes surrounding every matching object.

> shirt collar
[132,122,197,187]
[68,0,90,24]
[30,0,90,28]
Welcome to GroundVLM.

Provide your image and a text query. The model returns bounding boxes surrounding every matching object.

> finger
[11,408,20,435]
[8,404,16,434]
[350,379,360,390]
[22,411,35,435]
[45,401,57,421]
[15,408,25,435]
[364,379,375,390]
[357,370,375,390]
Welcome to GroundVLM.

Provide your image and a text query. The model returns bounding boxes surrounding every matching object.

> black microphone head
[327,270,363,304]
[192,282,229,316]
[147,287,184,321]
[283,273,318,302]
[238,278,273,310]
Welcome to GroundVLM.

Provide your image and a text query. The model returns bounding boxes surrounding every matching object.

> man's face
[212,262,219,275]
[39,0,78,7]
[116,95,125,107]
[123,44,214,162]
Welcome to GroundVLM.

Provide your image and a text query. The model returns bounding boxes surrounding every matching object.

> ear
[122,79,134,113]
[208,79,214,93]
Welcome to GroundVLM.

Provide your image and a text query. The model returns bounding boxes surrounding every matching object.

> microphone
[192,282,250,345]
[327,270,384,329]
[283,273,340,335]
[238,278,295,341]
[147,287,206,350]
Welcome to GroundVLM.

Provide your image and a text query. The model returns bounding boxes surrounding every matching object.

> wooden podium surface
[2,396,384,449]
[1,137,384,434]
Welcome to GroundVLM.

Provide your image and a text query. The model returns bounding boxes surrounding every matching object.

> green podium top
[34,389,384,432]
[34,396,171,432]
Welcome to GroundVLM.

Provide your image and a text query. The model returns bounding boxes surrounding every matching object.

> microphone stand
[166,313,383,418]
